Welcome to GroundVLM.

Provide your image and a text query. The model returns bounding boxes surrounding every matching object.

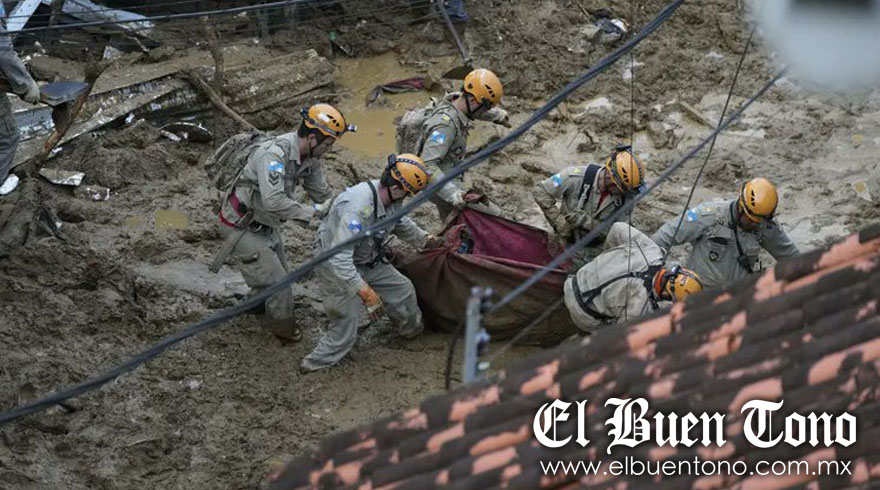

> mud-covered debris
[73,185,110,201]
[160,122,213,143]
[38,168,85,187]
[852,181,873,202]
[678,100,716,129]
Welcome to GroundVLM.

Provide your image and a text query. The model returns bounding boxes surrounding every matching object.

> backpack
[395,97,440,155]
[203,131,271,209]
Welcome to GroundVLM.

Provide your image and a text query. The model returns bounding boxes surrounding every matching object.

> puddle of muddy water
[333,53,431,159]
[154,210,189,230]
[332,53,502,160]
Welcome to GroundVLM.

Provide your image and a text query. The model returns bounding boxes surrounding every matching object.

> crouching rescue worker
[564,222,703,333]
[533,145,645,261]
[211,103,355,342]
[651,177,799,289]
[301,154,444,373]
[413,68,507,219]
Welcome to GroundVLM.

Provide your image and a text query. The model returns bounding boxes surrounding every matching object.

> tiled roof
[272,223,880,490]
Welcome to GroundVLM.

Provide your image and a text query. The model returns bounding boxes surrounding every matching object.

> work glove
[21,82,40,105]
[424,234,446,249]
[449,190,468,210]
[553,216,573,241]
[357,284,385,322]
[313,199,332,219]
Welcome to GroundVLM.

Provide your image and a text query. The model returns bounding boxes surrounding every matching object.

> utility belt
[218,192,274,233]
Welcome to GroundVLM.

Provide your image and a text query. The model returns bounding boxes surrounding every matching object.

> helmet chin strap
[652,268,668,301]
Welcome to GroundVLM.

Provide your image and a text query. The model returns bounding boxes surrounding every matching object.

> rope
[661,23,757,261]
[0,0,687,426]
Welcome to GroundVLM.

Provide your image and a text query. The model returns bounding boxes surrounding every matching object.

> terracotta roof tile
[271,224,880,489]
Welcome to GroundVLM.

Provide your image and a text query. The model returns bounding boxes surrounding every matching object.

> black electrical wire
[661,23,757,261]
[0,0,685,426]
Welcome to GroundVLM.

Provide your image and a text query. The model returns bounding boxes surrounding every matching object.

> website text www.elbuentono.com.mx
[540,457,853,477]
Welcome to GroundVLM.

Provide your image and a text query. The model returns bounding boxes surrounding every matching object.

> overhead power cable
[0,0,685,425]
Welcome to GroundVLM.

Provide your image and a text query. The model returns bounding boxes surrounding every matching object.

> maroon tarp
[398,209,578,346]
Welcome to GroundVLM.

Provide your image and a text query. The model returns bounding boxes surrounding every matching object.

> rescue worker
[216,103,354,342]
[0,21,41,195]
[651,177,800,289]
[533,145,645,261]
[418,68,508,218]
[564,222,703,333]
[301,154,444,373]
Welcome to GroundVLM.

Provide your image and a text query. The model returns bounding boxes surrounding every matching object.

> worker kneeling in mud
[564,222,704,333]
[533,145,645,263]
[301,154,445,373]
[211,103,355,342]
[651,177,799,290]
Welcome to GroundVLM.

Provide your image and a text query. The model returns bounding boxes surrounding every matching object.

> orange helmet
[662,266,704,302]
[604,145,645,194]
[387,153,431,195]
[738,178,778,223]
[301,103,356,139]
[463,69,503,108]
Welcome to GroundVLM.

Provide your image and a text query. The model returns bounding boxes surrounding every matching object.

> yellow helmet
[738,178,778,223]
[387,153,431,195]
[663,266,704,302]
[463,69,503,108]
[301,103,357,140]
[604,145,645,194]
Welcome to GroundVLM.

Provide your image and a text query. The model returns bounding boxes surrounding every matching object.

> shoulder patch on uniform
[348,219,363,232]
[358,205,372,219]
[571,167,581,174]
[428,130,447,144]
[686,209,698,222]
[550,174,563,187]
[699,204,714,216]
[267,160,284,174]
[441,115,451,122]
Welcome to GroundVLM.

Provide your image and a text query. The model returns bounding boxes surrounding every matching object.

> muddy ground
[1,0,879,488]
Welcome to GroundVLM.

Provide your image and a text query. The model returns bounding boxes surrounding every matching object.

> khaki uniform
[563,222,666,333]
[217,133,332,332]
[0,23,37,183]
[651,199,799,289]
[303,180,429,370]
[533,165,628,260]
[418,93,506,217]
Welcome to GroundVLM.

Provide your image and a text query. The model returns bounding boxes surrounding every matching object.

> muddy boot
[268,320,302,344]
